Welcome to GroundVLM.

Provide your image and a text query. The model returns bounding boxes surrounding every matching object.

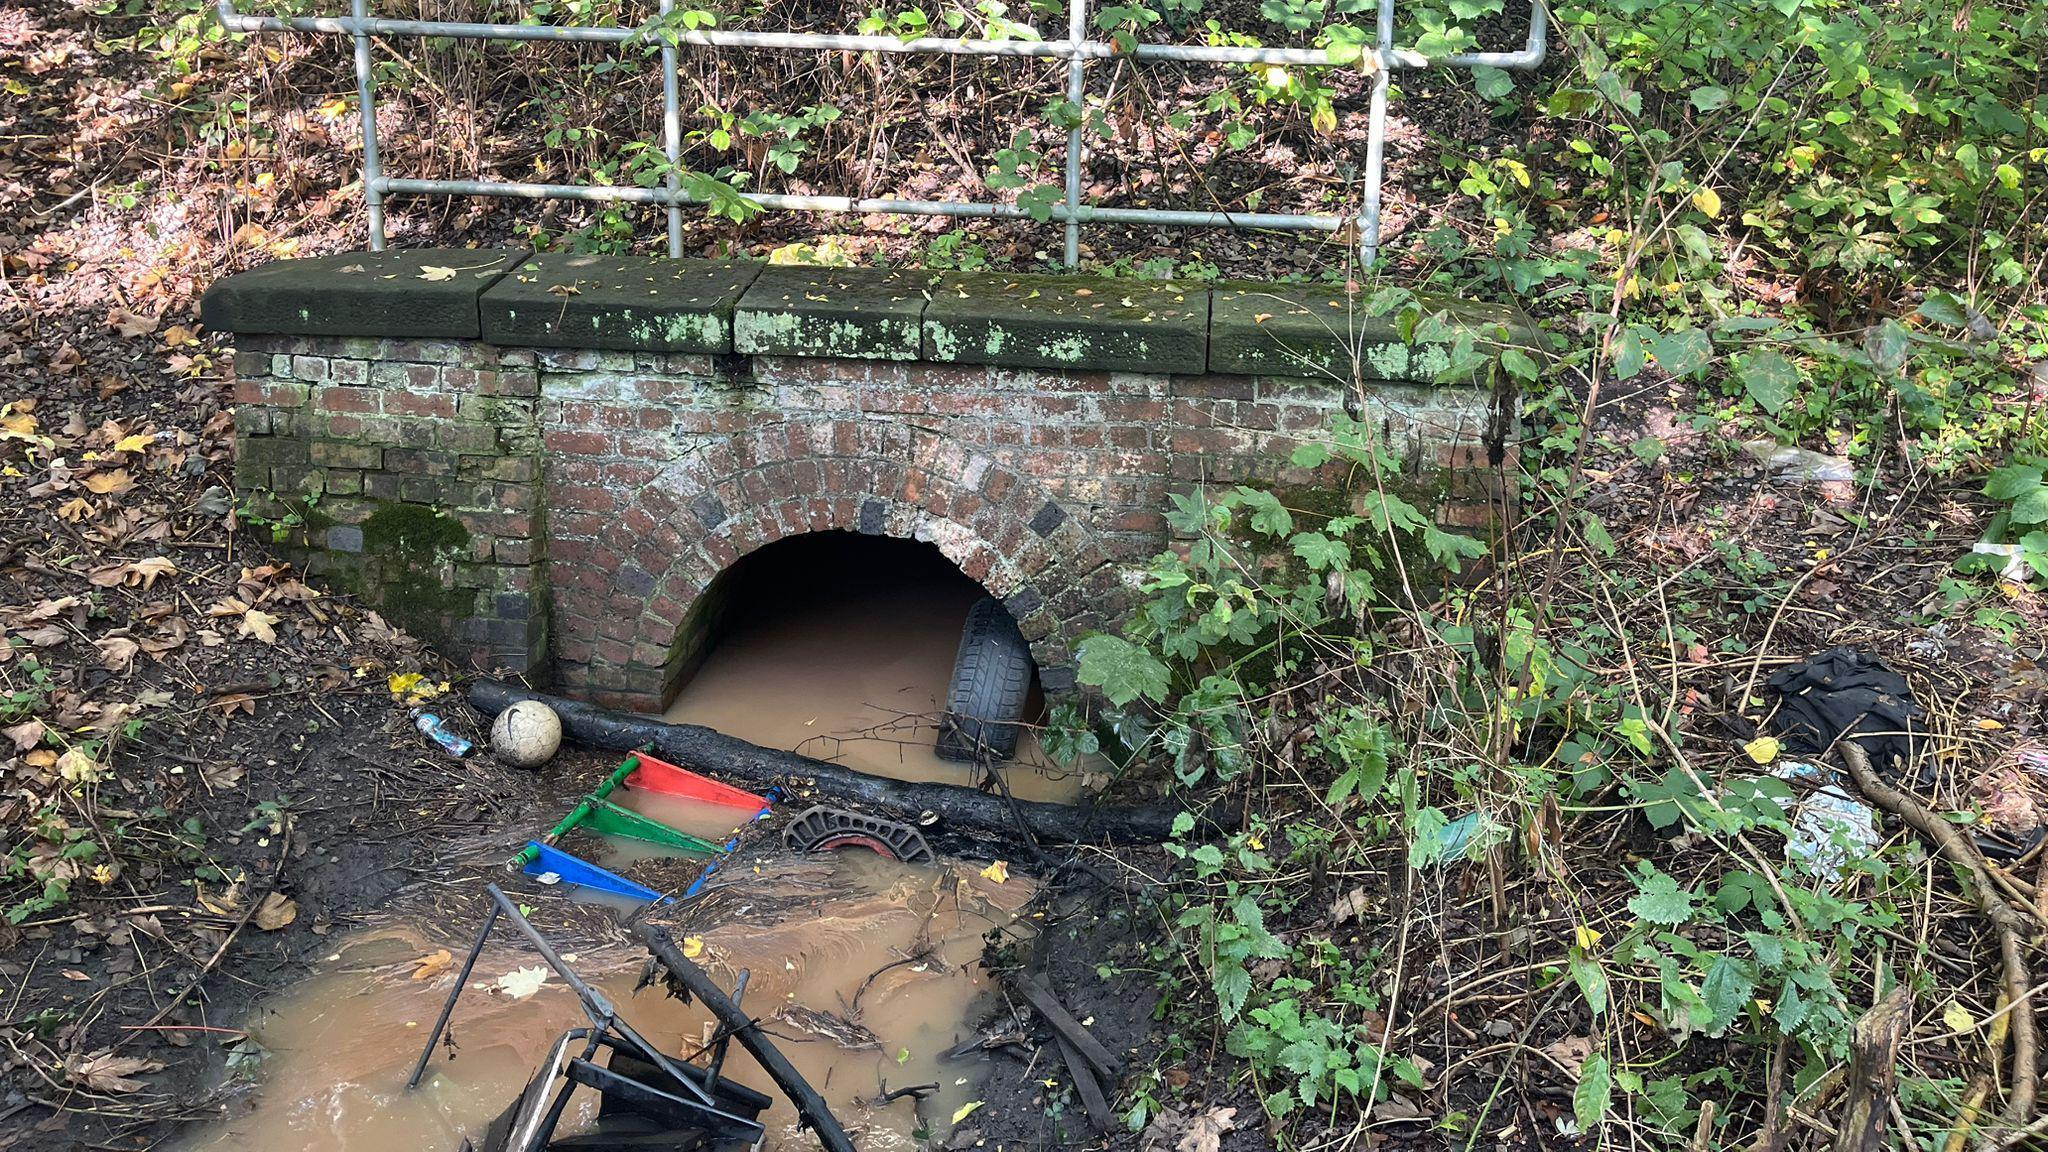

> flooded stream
[183,532,1070,1151]
[183,853,1034,1152]
[662,533,1086,804]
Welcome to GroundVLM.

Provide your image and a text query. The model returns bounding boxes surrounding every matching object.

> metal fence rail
[215,0,1546,267]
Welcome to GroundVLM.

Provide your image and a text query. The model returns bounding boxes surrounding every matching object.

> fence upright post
[1062,0,1086,268]
[1358,0,1395,269]
[657,0,684,257]
[351,0,386,250]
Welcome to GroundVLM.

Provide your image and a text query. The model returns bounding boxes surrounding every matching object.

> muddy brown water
[660,532,1092,805]
[182,853,1035,1151]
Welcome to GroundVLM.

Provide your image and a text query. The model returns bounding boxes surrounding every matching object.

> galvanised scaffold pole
[215,0,1547,269]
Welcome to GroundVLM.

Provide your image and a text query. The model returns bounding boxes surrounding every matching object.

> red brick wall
[231,339,1509,709]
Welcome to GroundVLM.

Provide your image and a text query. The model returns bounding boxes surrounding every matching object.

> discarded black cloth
[1766,647,1925,778]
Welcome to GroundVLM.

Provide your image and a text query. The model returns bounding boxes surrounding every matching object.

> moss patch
[733,266,939,359]
[922,272,1208,374]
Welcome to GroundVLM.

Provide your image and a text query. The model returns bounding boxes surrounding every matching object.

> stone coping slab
[201,248,526,339]
[923,273,1208,374]
[1209,284,1539,382]
[206,251,1543,381]
[733,266,942,360]
[480,253,761,353]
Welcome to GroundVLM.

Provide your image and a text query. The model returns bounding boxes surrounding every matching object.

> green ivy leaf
[1235,486,1293,536]
[1738,350,1799,415]
[1290,532,1350,572]
[1076,635,1170,706]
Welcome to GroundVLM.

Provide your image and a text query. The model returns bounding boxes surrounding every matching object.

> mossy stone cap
[1209,283,1541,382]
[733,265,943,360]
[199,248,527,339]
[922,272,1209,374]
[479,254,763,353]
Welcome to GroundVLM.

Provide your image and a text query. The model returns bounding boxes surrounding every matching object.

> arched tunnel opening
[658,531,1084,804]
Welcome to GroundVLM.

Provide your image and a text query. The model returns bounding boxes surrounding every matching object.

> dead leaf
[1177,1106,1237,1152]
[65,1050,163,1094]
[253,892,298,931]
[107,308,161,339]
[1329,887,1368,925]
[56,496,94,522]
[1542,1035,1593,1078]
[495,966,549,999]
[417,265,457,282]
[95,636,139,673]
[83,468,134,495]
[238,609,280,644]
[130,557,177,588]
[412,949,455,981]
[4,719,43,751]
[55,747,107,784]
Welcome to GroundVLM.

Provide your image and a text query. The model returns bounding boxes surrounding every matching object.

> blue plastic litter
[520,841,670,904]
[681,839,741,900]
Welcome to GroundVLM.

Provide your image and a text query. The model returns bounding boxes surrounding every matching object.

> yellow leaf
[980,860,1009,884]
[113,433,152,454]
[417,265,458,282]
[951,1101,983,1125]
[1975,718,2004,731]
[1743,736,1781,765]
[1574,925,1604,952]
[412,949,455,980]
[682,936,704,959]
[1693,186,1722,218]
[0,411,36,437]
[1944,1001,1976,1034]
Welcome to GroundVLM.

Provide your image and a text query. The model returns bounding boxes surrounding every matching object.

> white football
[490,701,562,769]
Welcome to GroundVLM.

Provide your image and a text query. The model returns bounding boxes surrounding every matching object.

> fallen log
[470,680,1223,845]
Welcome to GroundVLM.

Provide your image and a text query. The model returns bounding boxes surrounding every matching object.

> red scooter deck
[624,751,771,815]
